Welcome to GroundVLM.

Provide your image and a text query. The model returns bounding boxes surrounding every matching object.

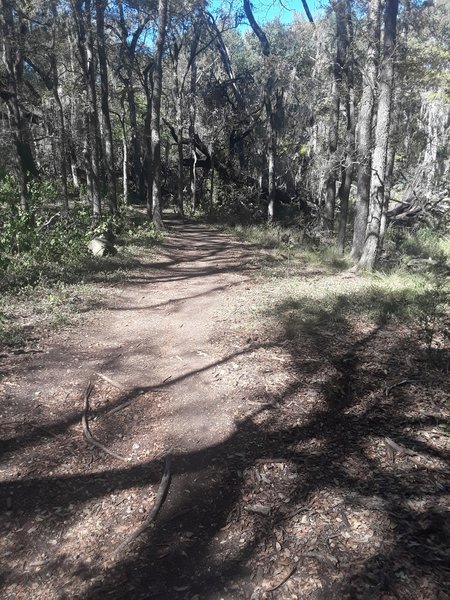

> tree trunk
[172,58,184,216]
[96,0,117,214]
[324,0,348,233]
[266,96,276,221]
[351,0,381,260]
[0,1,34,212]
[243,0,277,222]
[73,0,101,219]
[189,27,200,212]
[337,0,355,253]
[358,0,399,270]
[151,0,168,230]
[117,0,146,203]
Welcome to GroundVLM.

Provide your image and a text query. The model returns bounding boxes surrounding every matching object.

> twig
[38,212,60,233]
[384,379,417,397]
[265,564,297,592]
[104,401,132,416]
[115,454,172,554]
[384,436,424,466]
[95,372,127,391]
[384,436,418,457]
[82,380,128,462]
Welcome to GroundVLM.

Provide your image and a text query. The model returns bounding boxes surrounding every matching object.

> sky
[211,0,322,25]
[247,0,320,24]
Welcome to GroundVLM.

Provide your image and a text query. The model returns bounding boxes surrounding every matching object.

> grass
[228,223,350,275]
[0,281,103,348]
[226,223,449,356]
[397,228,450,262]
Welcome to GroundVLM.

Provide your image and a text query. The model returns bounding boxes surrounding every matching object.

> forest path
[1,218,267,599]
[5,219,256,452]
[2,219,449,600]
[79,218,257,453]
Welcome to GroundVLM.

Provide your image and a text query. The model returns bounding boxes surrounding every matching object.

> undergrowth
[231,223,449,357]
[228,223,349,273]
[0,187,163,349]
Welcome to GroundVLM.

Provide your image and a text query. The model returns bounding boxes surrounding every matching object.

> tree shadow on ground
[1,243,448,599]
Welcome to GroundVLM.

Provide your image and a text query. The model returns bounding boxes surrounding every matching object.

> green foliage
[0,182,162,291]
[229,223,349,272]
[205,184,266,225]
[0,207,90,290]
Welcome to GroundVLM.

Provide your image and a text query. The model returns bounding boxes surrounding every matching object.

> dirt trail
[1,220,449,600]
[4,221,254,448]
[0,220,264,599]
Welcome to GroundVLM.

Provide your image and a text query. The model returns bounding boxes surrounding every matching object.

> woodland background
[0,0,449,283]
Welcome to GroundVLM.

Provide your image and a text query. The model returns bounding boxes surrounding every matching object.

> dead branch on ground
[115,454,172,554]
[95,372,127,391]
[384,379,417,397]
[82,380,128,462]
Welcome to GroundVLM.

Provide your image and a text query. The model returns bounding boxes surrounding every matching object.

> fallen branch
[384,379,417,397]
[82,380,128,462]
[243,504,271,516]
[115,454,172,554]
[264,564,297,592]
[38,212,60,234]
[384,436,424,466]
[104,401,132,416]
[384,436,418,457]
[95,372,127,391]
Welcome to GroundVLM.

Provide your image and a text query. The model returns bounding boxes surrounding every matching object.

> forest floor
[1,219,449,600]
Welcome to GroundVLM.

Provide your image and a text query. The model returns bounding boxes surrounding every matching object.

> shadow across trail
[1,218,449,600]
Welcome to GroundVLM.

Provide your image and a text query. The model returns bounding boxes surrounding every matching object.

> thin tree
[150,0,169,229]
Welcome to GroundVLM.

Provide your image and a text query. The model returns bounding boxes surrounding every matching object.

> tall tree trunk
[151,0,168,230]
[351,0,381,260]
[143,63,153,216]
[86,0,102,219]
[171,47,184,216]
[117,0,146,203]
[266,95,276,221]
[358,0,399,270]
[121,118,128,204]
[243,0,277,222]
[379,139,395,244]
[337,0,355,253]
[0,1,36,212]
[73,0,101,219]
[189,26,200,212]
[96,0,117,214]
[50,2,69,214]
[324,0,347,232]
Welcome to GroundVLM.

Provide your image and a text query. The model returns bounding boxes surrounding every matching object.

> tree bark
[0,1,37,211]
[151,0,169,230]
[324,0,348,232]
[189,24,201,212]
[243,0,278,222]
[358,0,399,270]
[337,0,355,253]
[73,0,102,219]
[117,0,147,203]
[351,0,381,260]
[96,0,117,214]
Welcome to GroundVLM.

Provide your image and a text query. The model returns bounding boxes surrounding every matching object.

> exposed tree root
[81,380,128,462]
[115,454,172,554]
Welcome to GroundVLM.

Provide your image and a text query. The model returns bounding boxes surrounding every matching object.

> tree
[358,0,399,270]
[150,0,169,229]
